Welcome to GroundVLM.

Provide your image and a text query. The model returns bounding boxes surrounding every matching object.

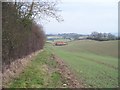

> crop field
[52,40,118,88]
[7,40,118,88]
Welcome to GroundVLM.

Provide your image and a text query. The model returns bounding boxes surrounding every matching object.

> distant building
[54,41,67,46]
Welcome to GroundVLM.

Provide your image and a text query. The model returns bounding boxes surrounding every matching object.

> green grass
[52,40,118,88]
[7,48,65,88]
[46,38,71,43]
[7,40,118,88]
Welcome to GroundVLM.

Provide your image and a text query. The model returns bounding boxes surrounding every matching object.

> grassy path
[7,49,65,88]
[6,46,83,88]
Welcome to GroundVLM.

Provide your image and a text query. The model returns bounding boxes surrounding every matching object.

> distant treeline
[47,33,86,40]
[47,32,118,41]
[2,2,45,67]
[87,32,118,41]
[58,33,84,40]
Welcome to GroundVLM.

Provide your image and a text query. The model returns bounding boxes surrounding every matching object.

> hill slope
[53,40,118,88]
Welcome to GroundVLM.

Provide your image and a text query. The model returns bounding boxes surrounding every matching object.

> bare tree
[2,0,63,66]
[15,0,63,22]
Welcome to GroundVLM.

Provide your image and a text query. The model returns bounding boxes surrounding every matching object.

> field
[7,40,118,88]
[52,40,118,88]
[47,35,71,43]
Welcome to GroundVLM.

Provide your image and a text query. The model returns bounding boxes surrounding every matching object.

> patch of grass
[53,40,118,88]
[49,72,63,87]
[7,48,64,88]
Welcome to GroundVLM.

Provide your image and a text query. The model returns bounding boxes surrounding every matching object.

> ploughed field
[52,40,118,88]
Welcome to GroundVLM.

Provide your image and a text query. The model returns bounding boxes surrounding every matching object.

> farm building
[54,41,67,46]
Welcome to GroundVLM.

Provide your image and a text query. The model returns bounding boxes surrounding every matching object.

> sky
[39,0,119,34]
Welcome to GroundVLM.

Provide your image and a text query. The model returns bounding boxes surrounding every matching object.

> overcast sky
[40,0,119,34]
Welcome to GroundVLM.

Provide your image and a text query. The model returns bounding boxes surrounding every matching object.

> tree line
[47,32,119,41]
[87,32,118,41]
[2,1,61,67]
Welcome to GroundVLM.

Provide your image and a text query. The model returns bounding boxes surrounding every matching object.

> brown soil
[2,50,43,87]
[51,54,85,88]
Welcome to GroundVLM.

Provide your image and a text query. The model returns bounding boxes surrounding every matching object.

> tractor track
[51,54,85,88]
